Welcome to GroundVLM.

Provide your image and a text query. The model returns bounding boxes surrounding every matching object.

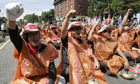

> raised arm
[88,21,99,41]
[119,9,133,34]
[9,21,16,30]
[6,2,24,53]
[6,2,24,30]
[61,10,76,38]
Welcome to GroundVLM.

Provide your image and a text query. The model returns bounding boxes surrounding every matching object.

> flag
[87,18,92,25]
[96,15,101,22]
[118,15,122,27]
[107,13,111,24]
[110,16,114,27]
[102,15,106,25]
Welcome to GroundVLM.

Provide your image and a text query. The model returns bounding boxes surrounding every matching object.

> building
[53,0,90,21]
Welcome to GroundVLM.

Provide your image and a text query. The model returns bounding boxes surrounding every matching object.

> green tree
[88,0,140,17]
[0,17,7,25]
[23,13,38,23]
[41,9,54,23]
[111,0,140,15]
[88,0,111,17]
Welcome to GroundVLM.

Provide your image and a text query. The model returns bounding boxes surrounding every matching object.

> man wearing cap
[60,10,107,84]
[6,2,65,84]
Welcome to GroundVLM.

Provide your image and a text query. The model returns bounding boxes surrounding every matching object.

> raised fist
[66,10,76,18]
[5,2,24,21]
[127,9,133,15]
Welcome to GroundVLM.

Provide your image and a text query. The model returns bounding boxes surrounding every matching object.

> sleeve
[48,41,60,50]
[61,35,68,49]
[48,62,56,84]
[8,26,22,53]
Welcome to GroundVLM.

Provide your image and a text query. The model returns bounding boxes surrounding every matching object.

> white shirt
[1,23,6,31]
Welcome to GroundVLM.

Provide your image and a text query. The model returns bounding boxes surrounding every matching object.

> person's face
[28,31,40,47]
[69,26,82,38]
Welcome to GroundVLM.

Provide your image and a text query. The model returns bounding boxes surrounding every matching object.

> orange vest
[135,32,140,48]
[68,34,107,84]
[13,47,19,60]
[56,42,63,75]
[93,34,124,75]
[11,39,58,84]
[93,34,117,61]
[118,30,137,59]
[81,27,86,39]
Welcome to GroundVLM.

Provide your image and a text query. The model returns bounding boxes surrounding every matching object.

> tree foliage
[41,9,55,23]
[0,17,7,25]
[88,0,111,17]
[23,13,38,23]
[23,9,55,24]
[88,0,140,17]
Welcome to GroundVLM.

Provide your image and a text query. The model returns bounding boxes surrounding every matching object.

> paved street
[0,40,17,84]
[0,37,140,84]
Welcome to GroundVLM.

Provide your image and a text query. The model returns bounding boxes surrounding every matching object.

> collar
[27,43,41,55]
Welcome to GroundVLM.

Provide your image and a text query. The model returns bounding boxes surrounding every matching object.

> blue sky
[0,0,54,19]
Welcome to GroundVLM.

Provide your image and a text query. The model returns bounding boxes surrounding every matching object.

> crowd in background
[2,2,140,84]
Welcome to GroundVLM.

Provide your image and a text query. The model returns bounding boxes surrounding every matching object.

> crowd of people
[4,2,140,84]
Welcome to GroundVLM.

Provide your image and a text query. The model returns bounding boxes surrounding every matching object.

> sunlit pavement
[0,36,10,46]
[0,38,17,84]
